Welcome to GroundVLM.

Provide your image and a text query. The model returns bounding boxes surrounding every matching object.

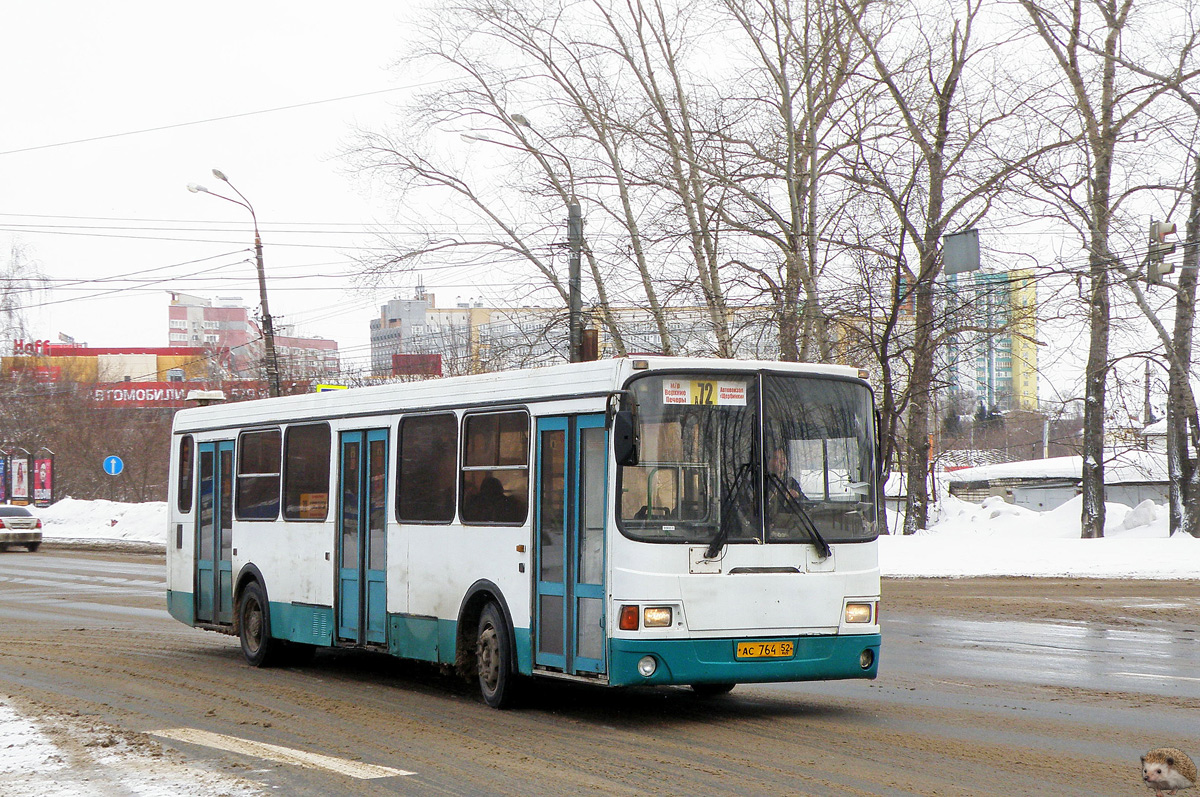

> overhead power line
[0,86,411,157]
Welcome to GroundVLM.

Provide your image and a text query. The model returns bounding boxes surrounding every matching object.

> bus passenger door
[534,414,608,675]
[195,440,234,625]
[337,429,389,645]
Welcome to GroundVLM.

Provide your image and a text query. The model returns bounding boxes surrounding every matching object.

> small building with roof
[945,450,1168,511]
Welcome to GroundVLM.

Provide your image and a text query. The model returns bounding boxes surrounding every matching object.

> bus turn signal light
[619,605,640,631]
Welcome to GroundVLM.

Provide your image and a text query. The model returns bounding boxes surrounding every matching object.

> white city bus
[166,357,881,707]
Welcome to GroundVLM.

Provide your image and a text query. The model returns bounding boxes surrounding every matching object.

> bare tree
[843,0,1046,532]
[710,0,869,362]
[0,378,172,503]
[350,0,736,357]
[1,242,44,343]
[1162,161,1200,537]
[1017,0,1190,537]
[1095,14,1200,536]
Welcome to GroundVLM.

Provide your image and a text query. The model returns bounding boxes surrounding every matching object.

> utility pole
[567,202,583,363]
[1144,360,1154,425]
[188,170,281,397]
[252,230,281,397]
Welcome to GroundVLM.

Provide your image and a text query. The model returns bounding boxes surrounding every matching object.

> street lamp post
[187,170,281,397]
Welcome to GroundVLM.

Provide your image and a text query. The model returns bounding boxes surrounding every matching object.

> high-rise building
[369,289,434,376]
[944,269,1038,412]
[168,293,339,381]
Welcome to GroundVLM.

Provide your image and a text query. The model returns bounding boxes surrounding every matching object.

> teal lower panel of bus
[385,614,533,672]
[166,590,193,626]
[607,633,880,687]
[388,615,442,662]
[168,591,332,646]
[270,602,335,646]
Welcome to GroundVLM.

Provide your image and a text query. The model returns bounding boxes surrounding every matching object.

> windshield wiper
[705,461,755,559]
[766,472,832,559]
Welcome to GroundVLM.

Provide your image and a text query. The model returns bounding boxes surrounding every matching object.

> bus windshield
[618,372,878,545]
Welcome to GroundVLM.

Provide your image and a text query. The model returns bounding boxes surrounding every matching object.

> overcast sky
[0,2,1167,415]
[0,2,435,367]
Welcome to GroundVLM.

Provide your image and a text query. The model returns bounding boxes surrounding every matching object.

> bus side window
[177,435,194,513]
[283,423,331,520]
[398,413,458,523]
[236,429,281,521]
[461,411,529,525]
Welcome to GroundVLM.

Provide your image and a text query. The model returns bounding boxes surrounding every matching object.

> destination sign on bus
[661,379,747,406]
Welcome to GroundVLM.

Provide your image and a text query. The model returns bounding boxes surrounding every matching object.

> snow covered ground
[26,493,1200,579]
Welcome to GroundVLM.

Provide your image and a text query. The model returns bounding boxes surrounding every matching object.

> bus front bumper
[607,633,880,687]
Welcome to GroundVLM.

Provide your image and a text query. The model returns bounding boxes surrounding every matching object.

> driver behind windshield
[767,446,807,505]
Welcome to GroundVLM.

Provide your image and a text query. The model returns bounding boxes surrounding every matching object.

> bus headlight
[643,607,672,627]
[637,655,658,677]
[860,648,875,669]
[845,603,873,624]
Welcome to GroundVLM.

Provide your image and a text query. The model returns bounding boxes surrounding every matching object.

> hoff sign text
[13,340,52,356]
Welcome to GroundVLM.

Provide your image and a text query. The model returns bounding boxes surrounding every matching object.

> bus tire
[476,602,519,709]
[691,683,736,697]
[238,581,281,668]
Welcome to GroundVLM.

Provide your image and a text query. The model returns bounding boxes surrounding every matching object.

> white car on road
[0,506,42,552]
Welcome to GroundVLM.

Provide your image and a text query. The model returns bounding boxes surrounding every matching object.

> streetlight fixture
[187,170,281,397]
[463,117,585,362]
[509,115,585,362]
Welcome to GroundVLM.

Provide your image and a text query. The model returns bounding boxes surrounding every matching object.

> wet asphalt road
[0,546,1197,795]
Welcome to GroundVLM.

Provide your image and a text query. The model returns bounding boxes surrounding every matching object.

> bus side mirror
[612,410,639,467]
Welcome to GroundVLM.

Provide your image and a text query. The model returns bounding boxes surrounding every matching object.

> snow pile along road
[37,497,167,545]
[880,494,1200,578]
[0,695,263,797]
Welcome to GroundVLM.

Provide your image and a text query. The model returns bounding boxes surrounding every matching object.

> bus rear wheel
[476,602,519,709]
[238,581,281,668]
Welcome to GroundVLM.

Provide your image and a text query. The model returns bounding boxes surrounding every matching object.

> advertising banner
[11,457,29,502]
[33,458,52,507]
[0,458,7,502]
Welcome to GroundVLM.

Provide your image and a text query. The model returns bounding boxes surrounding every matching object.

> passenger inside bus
[466,474,526,523]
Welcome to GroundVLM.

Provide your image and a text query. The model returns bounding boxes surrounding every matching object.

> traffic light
[1148,220,1177,284]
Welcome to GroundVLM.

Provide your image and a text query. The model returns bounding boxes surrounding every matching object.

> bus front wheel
[238,581,280,668]
[476,602,519,709]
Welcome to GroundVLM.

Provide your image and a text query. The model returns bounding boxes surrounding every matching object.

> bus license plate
[735,640,794,659]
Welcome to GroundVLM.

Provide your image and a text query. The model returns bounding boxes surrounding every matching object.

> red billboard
[392,354,442,377]
[90,381,269,408]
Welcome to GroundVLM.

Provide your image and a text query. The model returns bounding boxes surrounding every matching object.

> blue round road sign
[103,455,124,476]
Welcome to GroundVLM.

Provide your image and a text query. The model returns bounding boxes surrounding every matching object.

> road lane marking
[1113,671,1200,683]
[149,728,414,780]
